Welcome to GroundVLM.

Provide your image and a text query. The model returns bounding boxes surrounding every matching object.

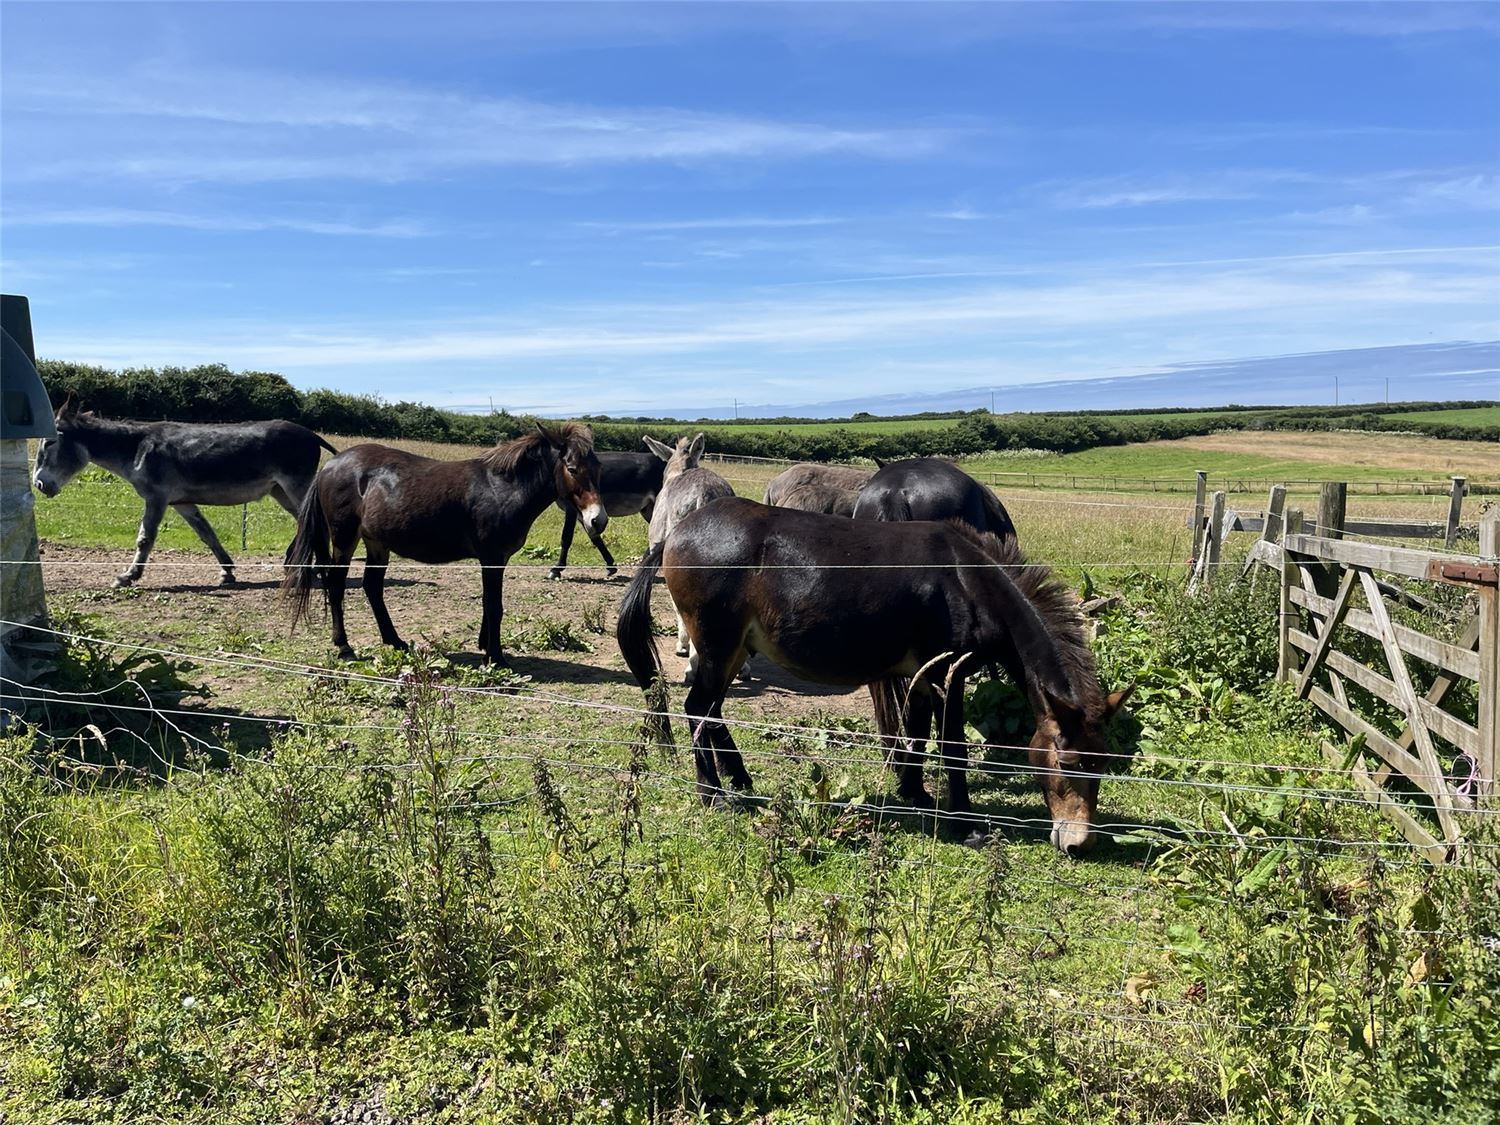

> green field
[698,416,962,436]
[966,440,1497,488]
[1387,405,1500,428]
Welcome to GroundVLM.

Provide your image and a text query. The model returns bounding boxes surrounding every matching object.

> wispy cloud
[4,207,430,237]
[1406,173,1500,211]
[576,215,847,233]
[6,65,956,185]
[43,246,1499,375]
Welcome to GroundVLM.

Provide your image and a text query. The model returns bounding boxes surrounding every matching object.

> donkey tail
[617,542,672,747]
[981,485,1018,544]
[283,480,330,629]
[315,434,338,455]
[869,675,913,752]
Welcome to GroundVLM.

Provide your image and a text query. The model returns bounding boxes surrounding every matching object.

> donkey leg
[269,482,301,517]
[362,544,407,652]
[479,560,510,666]
[707,695,754,793]
[550,508,576,580]
[936,674,973,816]
[584,521,618,578]
[683,661,738,804]
[896,691,937,807]
[172,503,238,586]
[116,497,168,587]
[326,538,359,660]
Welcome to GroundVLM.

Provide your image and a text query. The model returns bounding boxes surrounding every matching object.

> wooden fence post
[1278,508,1304,681]
[1189,470,1207,532]
[1478,509,1499,800]
[1318,482,1347,540]
[1205,491,1226,577]
[1445,476,1466,548]
[1263,484,1287,545]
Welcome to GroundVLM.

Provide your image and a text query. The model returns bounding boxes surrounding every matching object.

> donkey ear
[689,432,707,460]
[872,457,886,470]
[1104,683,1137,719]
[56,393,77,419]
[535,421,563,448]
[643,435,674,461]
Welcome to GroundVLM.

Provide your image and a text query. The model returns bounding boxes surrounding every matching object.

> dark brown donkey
[285,424,604,664]
[618,498,1132,856]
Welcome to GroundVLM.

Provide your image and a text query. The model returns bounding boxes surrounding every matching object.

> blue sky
[2,1,1498,417]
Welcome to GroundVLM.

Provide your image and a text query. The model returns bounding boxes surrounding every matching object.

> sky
[2,1,1498,418]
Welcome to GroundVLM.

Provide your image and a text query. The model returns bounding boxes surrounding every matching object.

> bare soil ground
[39,542,869,729]
[1172,430,1499,474]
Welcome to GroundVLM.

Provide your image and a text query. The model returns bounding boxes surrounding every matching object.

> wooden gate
[1277,511,1498,861]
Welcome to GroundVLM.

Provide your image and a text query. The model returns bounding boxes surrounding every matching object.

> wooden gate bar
[1294,568,1357,699]
[1289,587,1481,681]
[1355,568,1461,841]
[1477,512,1499,798]
[1278,509,1498,859]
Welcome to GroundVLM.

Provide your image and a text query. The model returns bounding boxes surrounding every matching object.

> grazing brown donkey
[618,498,1131,856]
[285,424,604,665]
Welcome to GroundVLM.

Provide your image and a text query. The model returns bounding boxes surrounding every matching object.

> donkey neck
[662,456,698,487]
[484,444,561,522]
[69,418,149,476]
[972,558,1103,719]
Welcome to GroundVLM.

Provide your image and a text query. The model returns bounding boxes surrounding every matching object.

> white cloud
[5,65,954,185]
[1406,174,1500,211]
[577,216,847,233]
[4,207,430,237]
[42,246,1499,375]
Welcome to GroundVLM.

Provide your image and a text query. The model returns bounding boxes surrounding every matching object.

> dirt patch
[1170,431,1499,475]
[37,542,869,728]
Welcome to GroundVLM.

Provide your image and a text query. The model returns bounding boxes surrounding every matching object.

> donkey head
[1026,684,1134,856]
[538,422,607,536]
[644,433,707,484]
[33,396,91,497]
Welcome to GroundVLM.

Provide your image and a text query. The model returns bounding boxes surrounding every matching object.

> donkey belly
[160,478,278,506]
[357,494,482,565]
[744,619,915,688]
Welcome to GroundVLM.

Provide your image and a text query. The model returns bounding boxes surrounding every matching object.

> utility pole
[733,397,739,420]
[1384,377,1389,404]
[1334,376,1339,406]
[990,389,995,414]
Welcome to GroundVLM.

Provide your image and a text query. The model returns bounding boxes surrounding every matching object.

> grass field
[6,427,1498,1123]
[966,430,1498,488]
[1387,405,1500,428]
[687,409,1263,436]
[31,430,1494,569]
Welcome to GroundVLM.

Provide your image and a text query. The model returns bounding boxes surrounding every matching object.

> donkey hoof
[548,568,564,580]
[337,646,358,661]
[675,645,690,658]
[113,574,137,588]
[219,572,239,588]
[604,566,619,579]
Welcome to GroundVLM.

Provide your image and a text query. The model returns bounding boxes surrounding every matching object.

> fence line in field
[2,613,1485,791]
[5,614,1496,836]
[9,672,1468,920]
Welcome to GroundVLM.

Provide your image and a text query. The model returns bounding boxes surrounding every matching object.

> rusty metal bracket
[1426,560,1499,586]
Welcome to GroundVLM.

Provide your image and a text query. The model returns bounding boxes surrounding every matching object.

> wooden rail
[1276,508,1499,861]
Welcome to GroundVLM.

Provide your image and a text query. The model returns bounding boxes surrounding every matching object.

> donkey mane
[946,520,1104,716]
[481,423,592,477]
[56,410,149,462]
